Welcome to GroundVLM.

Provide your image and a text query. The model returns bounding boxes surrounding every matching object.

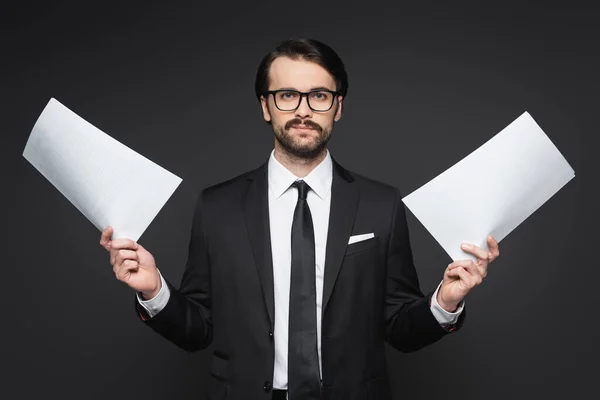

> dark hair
[254,38,349,101]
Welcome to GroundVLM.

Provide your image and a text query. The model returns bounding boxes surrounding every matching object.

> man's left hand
[437,235,500,312]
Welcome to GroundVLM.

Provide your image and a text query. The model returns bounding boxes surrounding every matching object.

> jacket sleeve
[137,189,213,352]
[384,188,465,352]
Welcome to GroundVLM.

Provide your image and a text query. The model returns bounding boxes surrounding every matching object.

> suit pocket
[208,351,230,399]
[345,236,378,256]
[210,351,231,381]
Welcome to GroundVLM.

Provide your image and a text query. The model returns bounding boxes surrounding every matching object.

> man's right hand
[100,226,162,300]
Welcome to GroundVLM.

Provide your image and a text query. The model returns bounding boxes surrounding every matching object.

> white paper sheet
[23,98,182,241]
[402,111,575,262]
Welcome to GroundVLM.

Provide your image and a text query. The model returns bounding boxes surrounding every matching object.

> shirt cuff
[136,270,170,318]
[430,280,464,328]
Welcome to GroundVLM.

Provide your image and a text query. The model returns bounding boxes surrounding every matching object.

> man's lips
[285,118,322,133]
[291,125,314,130]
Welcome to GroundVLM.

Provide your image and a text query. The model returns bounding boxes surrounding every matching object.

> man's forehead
[268,56,336,90]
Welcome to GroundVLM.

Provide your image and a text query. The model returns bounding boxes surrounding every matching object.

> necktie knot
[293,180,311,200]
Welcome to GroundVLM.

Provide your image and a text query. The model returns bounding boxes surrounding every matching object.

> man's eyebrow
[274,87,299,91]
[309,86,336,91]
[273,86,336,92]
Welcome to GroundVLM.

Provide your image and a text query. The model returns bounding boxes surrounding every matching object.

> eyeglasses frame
[264,89,341,112]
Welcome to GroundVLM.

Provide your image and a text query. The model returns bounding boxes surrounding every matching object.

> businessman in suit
[100,38,500,400]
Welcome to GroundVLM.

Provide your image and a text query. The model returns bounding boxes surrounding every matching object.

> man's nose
[295,94,313,118]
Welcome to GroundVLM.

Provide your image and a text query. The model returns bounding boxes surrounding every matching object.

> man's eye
[280,91,298,100]
[310,91,328,100]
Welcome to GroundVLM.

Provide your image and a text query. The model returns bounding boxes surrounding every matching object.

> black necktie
[288,180,321,400]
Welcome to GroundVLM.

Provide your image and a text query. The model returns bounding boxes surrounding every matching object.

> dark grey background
[2,1,598,399]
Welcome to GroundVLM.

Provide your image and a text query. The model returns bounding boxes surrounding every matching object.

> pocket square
[348,233,375,245]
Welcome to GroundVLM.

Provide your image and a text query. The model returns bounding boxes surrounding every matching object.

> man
[100,38,499,400]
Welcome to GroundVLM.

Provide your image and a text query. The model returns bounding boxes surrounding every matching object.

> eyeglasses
[265,89,339,112]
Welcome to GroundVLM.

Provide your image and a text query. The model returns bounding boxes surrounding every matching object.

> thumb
[100,226,114,251]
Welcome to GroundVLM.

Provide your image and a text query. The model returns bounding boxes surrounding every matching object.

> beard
[272,117,332,160]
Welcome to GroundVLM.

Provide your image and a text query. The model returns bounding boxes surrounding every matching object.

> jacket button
[269,331,273,340]
[263,381,272,392]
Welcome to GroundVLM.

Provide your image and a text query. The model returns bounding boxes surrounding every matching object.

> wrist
[140,276,162,300]
[436,290,459,313]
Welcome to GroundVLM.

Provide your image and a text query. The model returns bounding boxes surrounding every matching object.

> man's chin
[287,130,319,144]
[275,128,329,159]
[282,142,326,159]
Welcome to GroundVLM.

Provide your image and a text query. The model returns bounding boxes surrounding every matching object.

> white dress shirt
[137,149,464,390]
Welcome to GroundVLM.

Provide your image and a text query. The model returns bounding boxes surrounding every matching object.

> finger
[448,259,477,272]
[109,245,136,266]
[115,259,139,281]
[110,247,118,266]
[110,238,138,251]
[448,266,480,288]
[100,226,113,251]
[487,235,500,260]
[461,260,484,283]
[447,266,469,282]
[449,259,485,280]
[447,265,463,278]
[115,249,138,267]
[460,243,489,261]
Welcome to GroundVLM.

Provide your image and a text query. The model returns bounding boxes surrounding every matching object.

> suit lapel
[242,157,359,325]
[242,162,275,328]
[322,159,359,315]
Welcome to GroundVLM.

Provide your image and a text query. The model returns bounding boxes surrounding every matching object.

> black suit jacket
[140,157,465,400]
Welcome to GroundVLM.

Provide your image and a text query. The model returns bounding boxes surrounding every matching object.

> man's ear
[260,95,272,123]
[334,96,343,122]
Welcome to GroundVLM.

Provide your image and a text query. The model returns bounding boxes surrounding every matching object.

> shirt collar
[268,149,333,200]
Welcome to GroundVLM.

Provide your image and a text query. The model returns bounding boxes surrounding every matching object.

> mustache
[284,118,323,134]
